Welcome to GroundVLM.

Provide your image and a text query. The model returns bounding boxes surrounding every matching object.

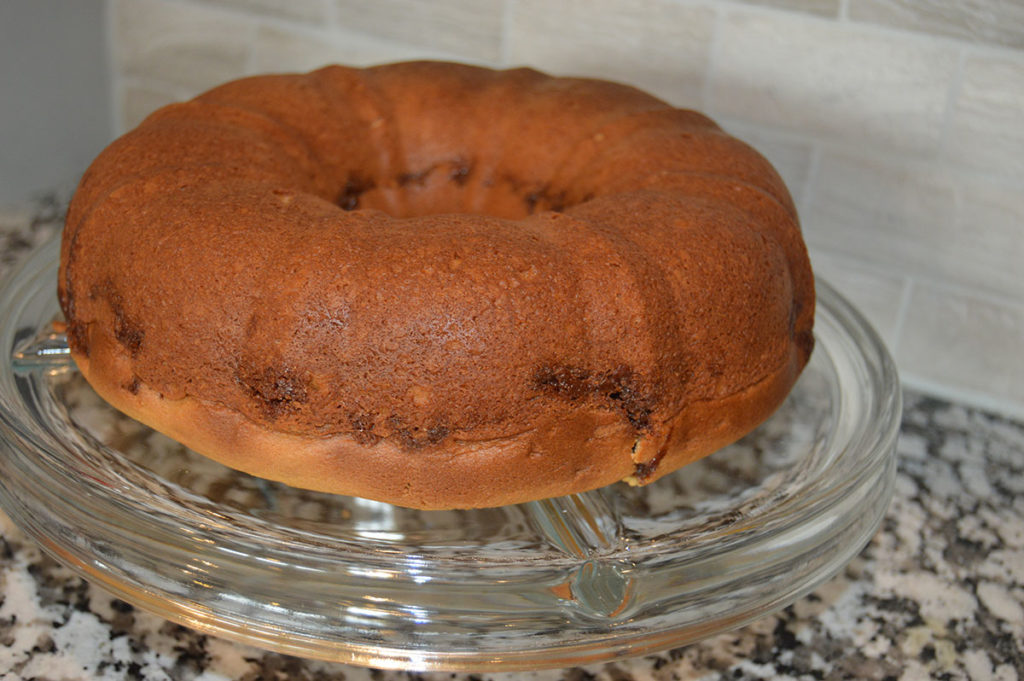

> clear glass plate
[0,238,900,672]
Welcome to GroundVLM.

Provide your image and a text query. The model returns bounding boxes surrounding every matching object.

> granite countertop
[1,195,1022,681]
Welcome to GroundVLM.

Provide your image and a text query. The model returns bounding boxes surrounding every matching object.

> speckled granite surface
[1,195,1023,680]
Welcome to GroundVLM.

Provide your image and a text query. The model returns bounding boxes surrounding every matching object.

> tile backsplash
[107,0,1024,417]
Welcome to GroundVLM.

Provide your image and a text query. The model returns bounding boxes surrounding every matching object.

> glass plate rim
[0,237,902,671]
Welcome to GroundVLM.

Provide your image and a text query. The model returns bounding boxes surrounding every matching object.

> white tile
[333,0,504,63]
[850,0,1024,49]
[734,0,841,18]
[720,122,816,209]
[119,83,182,132]
[709,10,958,153]
[250,24,458,74]
[803,150,957,277]
[507,0,715,107]
[113,0,254,93]
[945,53,1024,182]
[194,0,329,24]
[806,149,1024,300]
[808,249,907,350]
[898,283,1024,407]
[954,178,1024,300]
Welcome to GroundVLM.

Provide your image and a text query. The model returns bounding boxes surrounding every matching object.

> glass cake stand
[0,238,900,671]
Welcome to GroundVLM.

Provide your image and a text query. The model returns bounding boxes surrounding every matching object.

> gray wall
[1,0,113,202]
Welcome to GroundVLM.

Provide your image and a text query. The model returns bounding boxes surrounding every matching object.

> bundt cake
[58,61,814,510]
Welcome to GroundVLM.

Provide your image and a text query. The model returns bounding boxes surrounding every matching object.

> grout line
[908,273,1024,314]
[887,275,915,359]
[172,0,492,67]
[955,39,1024,63]
[119,74,200,101]
[717,0,1024,67]
[165,0,375,65]
[170,0,324,31]
[832,3,1024,57]
[901,373,1024,423]
[811,240,1024,317]
[163,0,1024,67]
[807,248,891,279]
[798,142,822,220]
[715,0,842,26]
[807,130,1016,192]
[119,73,182,91]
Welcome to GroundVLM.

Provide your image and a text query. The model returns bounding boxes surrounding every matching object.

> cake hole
[341,158,587,220]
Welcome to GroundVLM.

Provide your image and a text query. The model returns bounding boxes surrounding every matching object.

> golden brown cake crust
[59,61,815,509]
